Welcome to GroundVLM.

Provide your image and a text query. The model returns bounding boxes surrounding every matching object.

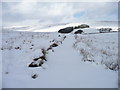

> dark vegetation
[98,28,112,33]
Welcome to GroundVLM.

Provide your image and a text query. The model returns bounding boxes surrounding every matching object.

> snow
[81,28,99,33]
[1,22,118,88]
[73,33,118,68]
[3,22,118,33]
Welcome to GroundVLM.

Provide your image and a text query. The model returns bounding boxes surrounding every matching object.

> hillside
[1,23,118,88]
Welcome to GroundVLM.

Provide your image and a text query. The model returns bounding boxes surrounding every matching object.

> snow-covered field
[1,23,118,88]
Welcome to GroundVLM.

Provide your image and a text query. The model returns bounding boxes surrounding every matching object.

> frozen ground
[1,23,118,88]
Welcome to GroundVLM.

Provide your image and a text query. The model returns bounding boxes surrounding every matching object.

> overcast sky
[2,1,118,26]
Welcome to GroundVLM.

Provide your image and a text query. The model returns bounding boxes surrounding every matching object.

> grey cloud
[2,2,118,26]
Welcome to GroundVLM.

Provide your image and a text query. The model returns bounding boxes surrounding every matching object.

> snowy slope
[2,22,119,88]
[3,22,118,32]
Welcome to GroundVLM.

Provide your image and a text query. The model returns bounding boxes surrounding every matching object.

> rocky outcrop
[74,30,84,34]
[74,24,90,29]
[28,48,47,67]
[58,27,74,33]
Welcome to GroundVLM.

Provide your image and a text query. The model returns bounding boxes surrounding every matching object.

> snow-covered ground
[3,21,118,32]
[1,23,118,88]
